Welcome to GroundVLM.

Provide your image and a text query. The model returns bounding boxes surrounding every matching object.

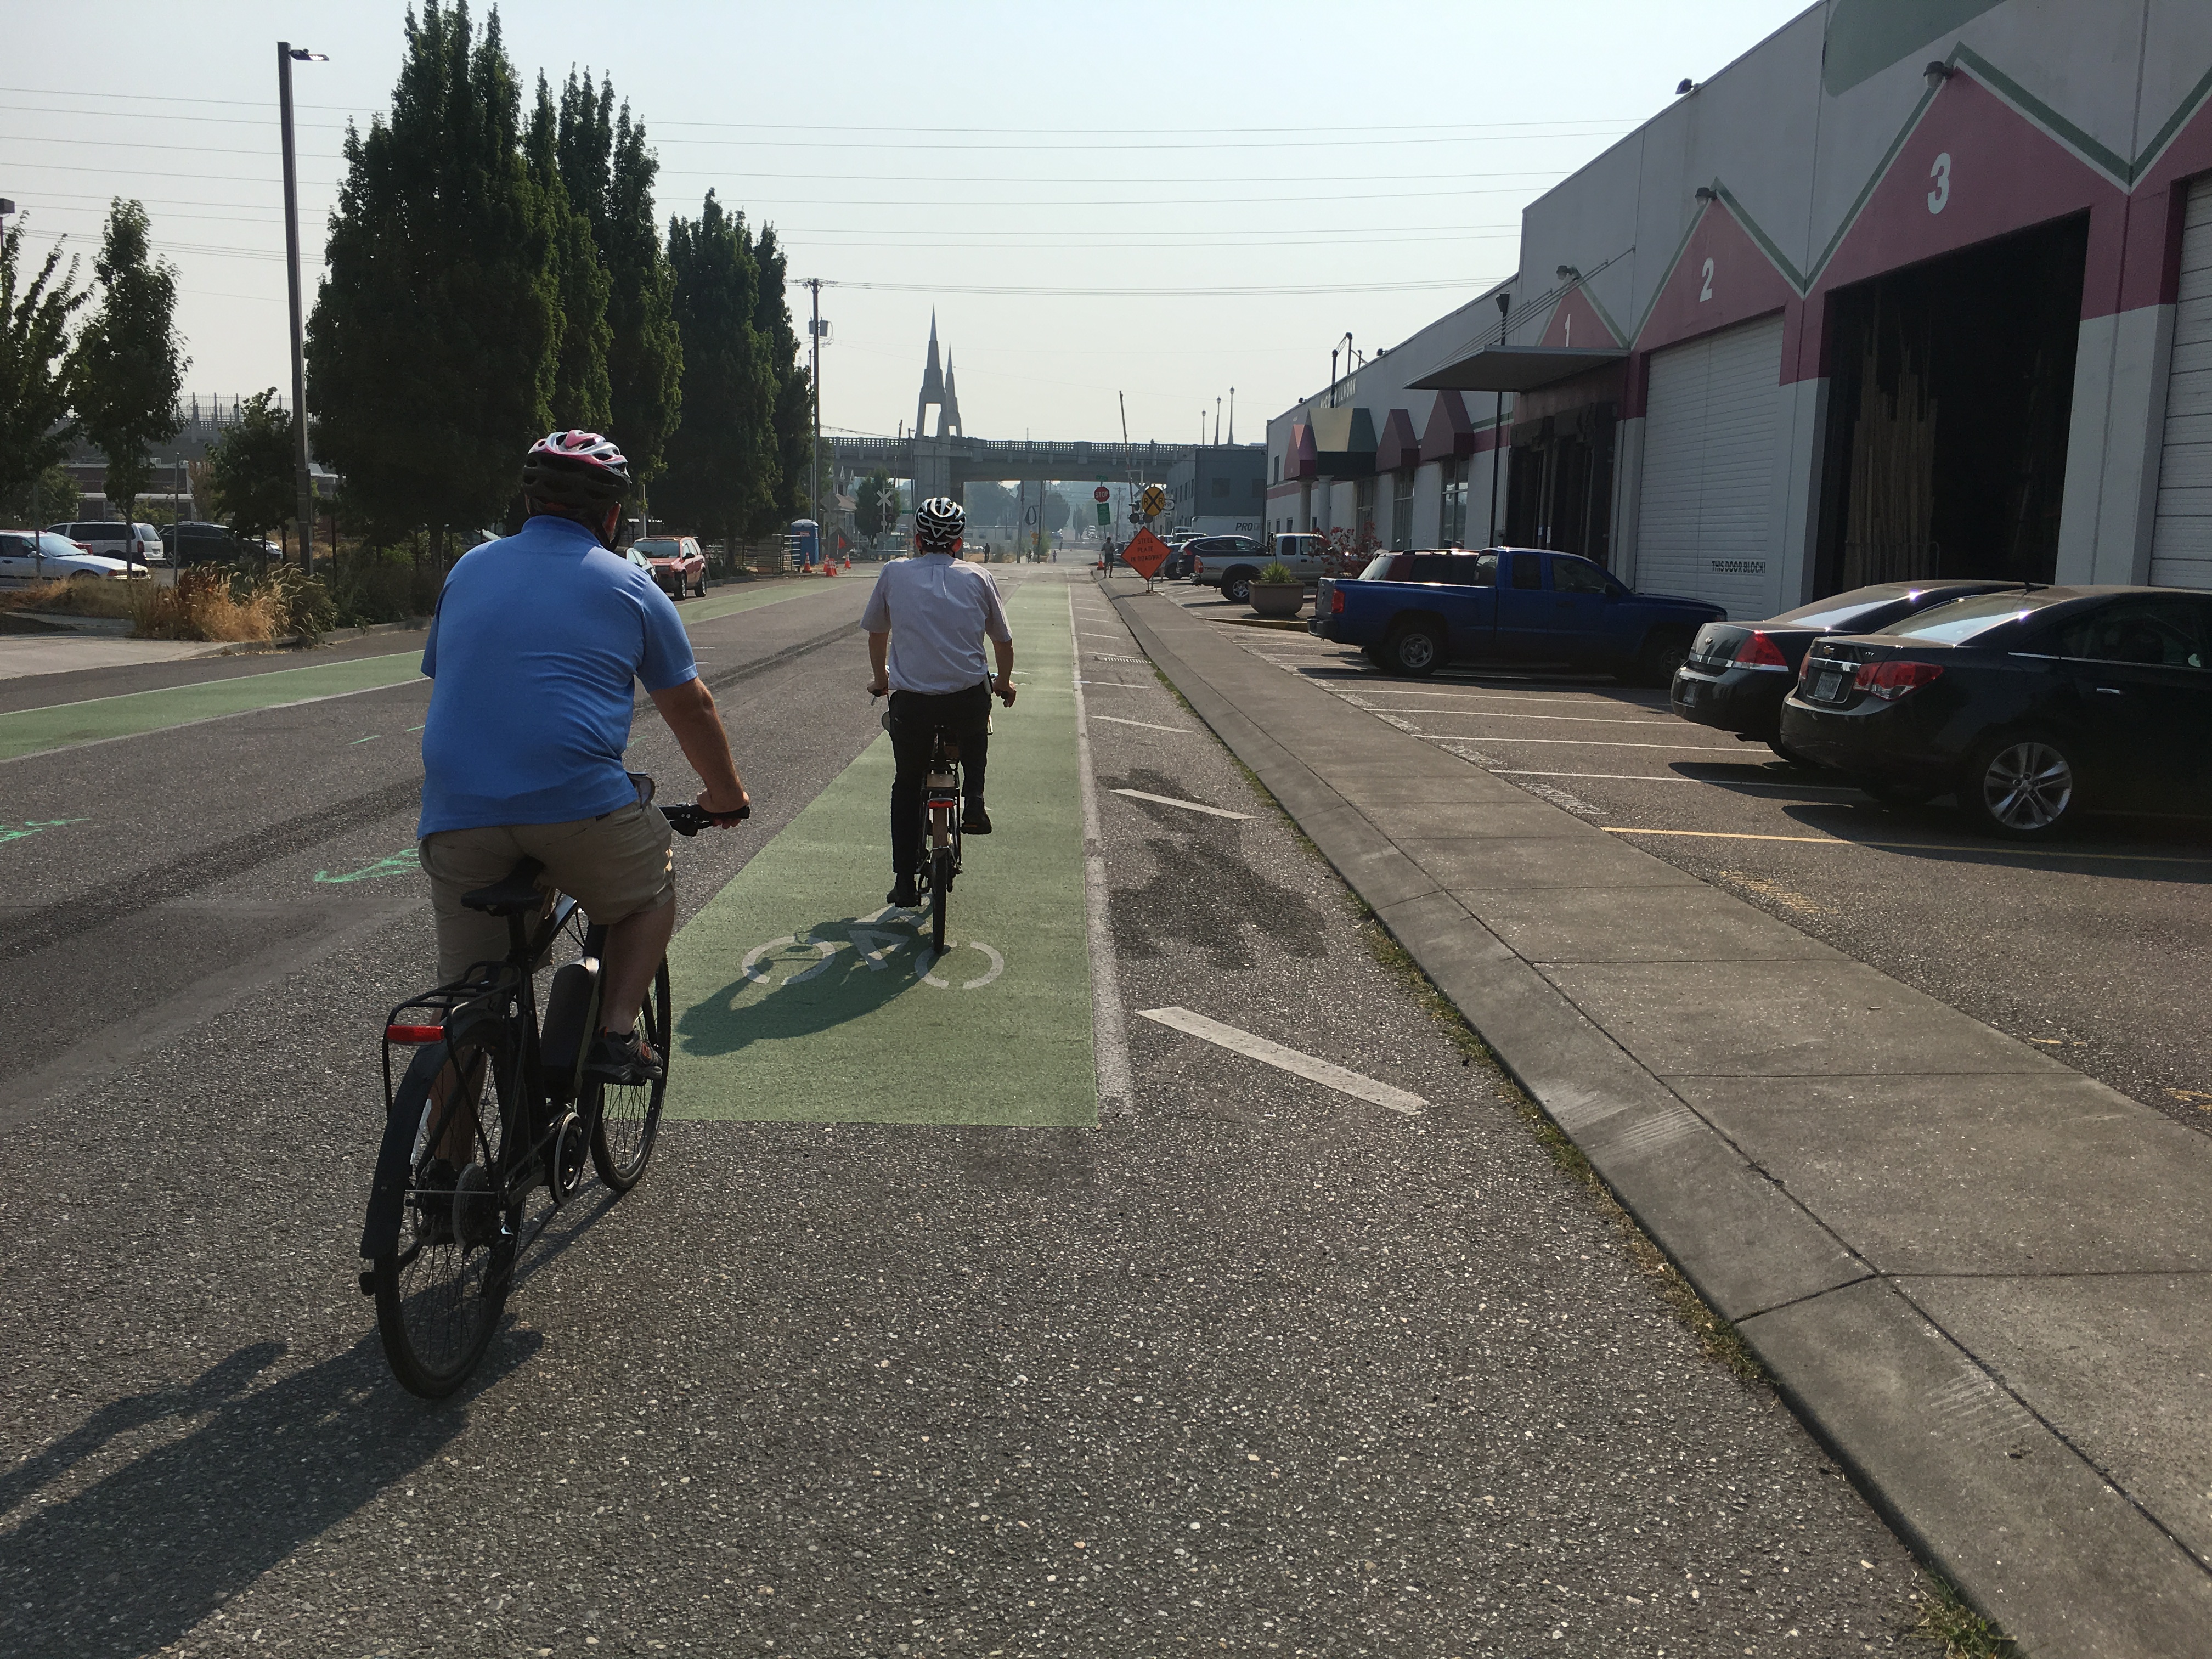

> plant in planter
[1248,559,1306,618]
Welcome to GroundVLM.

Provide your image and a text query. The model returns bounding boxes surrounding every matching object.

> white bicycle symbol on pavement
[738,911,1005,992]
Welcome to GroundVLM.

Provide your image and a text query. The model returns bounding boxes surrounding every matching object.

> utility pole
[805,276,824,534]
[278,42,325,575]
[1228,387,1235,445]
[1488,289,1511,547]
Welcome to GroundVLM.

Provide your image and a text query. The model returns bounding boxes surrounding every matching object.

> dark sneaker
[886,877,919,908]
[584,1029,664,1086]
[960,804,992,835]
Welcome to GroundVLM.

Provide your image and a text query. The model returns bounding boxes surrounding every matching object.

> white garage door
[2151,175,2212,590]
[1637,314,1785,617]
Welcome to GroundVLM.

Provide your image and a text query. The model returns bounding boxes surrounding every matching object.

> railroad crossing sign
[1138,483,1167,518]
[1093,486,1110,504]
[1119,527,1171,580]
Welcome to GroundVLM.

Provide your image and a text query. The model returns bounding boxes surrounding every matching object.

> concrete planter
[1249,582,1306,619]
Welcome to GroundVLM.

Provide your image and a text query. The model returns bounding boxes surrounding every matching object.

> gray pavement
[1114,577,2212,1658]
[0,567,1937,1656]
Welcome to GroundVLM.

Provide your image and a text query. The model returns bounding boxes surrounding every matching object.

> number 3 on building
[1927,152,1951,215]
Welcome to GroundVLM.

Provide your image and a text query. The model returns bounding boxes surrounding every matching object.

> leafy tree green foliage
[556,75,683,492]
[529,74,612,430]
[749,224,812,532]
[963,482,1016,527]
[658,191,778,541]
[307,1,556,543]
[0,222,87,512]
[853,467,897,537]
[1045,490,1071,532]
[72,199,186,519]
[207,390,298,543]
[0,462,80,526]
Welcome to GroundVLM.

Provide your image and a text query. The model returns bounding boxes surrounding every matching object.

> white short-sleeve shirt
[860,554,1013,694]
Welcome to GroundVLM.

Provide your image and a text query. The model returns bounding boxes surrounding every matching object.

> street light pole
[278,42,325,575]
[1488,290,1510,546]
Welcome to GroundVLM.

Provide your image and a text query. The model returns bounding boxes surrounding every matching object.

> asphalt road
[1163,583,2212,1137]
[1,563,1925,1656]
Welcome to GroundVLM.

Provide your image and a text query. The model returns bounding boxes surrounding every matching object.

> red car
[634,535,707,600]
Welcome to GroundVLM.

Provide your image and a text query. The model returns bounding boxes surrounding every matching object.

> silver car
[0,531,145,585]
[46,520,167,566]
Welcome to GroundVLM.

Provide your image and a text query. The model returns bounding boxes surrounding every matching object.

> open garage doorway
[1815,212,2087,592]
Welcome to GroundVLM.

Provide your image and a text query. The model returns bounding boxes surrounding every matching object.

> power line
[818,278,1488,297]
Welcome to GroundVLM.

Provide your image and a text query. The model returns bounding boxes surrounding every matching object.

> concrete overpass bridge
[822,435,1194,504]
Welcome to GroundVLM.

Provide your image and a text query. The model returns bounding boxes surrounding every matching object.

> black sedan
[1671,580,2013,760]
[1776,585,2212,837]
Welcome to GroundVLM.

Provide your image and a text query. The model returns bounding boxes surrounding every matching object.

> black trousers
[889,682,990,877]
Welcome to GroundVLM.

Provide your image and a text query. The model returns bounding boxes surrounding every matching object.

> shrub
[1257,561,1296,584]
[132,565,334,642]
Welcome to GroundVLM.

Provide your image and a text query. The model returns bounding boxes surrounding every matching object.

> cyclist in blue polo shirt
[417,430,749,1084]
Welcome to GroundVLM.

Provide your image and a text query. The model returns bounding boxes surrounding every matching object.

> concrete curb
[1114,583,2212,1658]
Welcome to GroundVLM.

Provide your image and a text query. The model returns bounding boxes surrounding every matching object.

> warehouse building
[1267,0,2212,614]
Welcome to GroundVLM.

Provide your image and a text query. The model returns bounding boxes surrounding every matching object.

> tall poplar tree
[658,191,776,541]
[0,220,87,512]
[307,1,556,544]
[529,73,612,430]
[74,199,186,523]
[604,102,682,492]
[749,223,812,535]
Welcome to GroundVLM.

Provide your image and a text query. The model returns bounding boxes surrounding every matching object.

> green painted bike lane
[0,577,833,764]
[663,577,1095,1127]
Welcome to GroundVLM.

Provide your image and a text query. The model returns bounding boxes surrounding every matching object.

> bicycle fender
[361,1041,444,1259]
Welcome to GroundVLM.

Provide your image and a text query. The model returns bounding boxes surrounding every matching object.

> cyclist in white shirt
[861,496,1015,908]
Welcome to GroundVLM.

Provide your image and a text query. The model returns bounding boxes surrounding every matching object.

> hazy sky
[7,1,1810,445]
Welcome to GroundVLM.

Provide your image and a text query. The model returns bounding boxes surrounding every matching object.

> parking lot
[1159,581,2212,1136]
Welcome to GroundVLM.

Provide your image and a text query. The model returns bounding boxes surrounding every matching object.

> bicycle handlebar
[662,802,748,837]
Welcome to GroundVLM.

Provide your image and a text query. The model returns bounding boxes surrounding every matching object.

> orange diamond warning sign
[1118,528,1171,580]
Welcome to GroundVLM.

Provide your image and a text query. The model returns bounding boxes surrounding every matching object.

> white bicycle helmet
[915,496,965,551]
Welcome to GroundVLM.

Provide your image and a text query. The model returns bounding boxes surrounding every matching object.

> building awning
[1409,345,1629,393]
[1374,408,1419,473]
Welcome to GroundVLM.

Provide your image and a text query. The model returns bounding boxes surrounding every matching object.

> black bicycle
[913,729,964,956]
[359,789,741,1398]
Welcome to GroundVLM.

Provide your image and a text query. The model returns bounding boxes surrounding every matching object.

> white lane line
[1111,788,1253,820]
[1090,652,1149,662]
[1070,588,1133,1119]
[1413,734,1739,752]
[1136,1007,1425,1115]
[1079,631,1123,641]
[1093,714,1194,733]
[1493,768,1866,793]
[1075,679,1149,688]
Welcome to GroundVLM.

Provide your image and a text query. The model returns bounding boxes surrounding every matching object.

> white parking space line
[1495,769,1866,793]
[1110,788,1254,820]
[1396,708,1680,728]
[1414,734,1742,752]
[1136,1006,1425,1115]
[1603,826,2212,865]
[1093,714,1195,733]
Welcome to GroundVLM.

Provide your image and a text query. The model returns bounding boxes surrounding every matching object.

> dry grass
[133,567,287,641]
[0,576,146,619]
[1910,1575,2019,1657]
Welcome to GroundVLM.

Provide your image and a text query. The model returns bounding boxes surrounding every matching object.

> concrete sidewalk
[1111,579,2212,1658]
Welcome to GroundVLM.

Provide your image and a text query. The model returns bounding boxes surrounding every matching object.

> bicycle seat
[460,857,546,915]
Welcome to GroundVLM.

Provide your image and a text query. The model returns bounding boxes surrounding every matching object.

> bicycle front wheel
[372,1031,523,1398]
[590,957,668,1193]
[930,847,951,955]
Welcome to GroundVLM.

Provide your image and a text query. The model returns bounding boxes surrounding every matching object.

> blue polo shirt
[417,516,697,836]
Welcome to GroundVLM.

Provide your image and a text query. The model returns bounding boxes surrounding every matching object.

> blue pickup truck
[1311,548,1726,683]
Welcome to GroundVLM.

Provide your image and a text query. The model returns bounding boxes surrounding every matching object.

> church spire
[916,308,946,435]
[940,350,963,437]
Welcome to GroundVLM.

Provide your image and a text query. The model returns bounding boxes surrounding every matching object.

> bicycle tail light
[385,1023,445,1045]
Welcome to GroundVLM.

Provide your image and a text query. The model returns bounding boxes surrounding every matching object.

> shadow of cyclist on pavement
[0,1329,541,1658]
[676,911,939,1057]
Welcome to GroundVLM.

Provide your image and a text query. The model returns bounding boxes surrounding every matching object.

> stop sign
[1093,486,1110,504]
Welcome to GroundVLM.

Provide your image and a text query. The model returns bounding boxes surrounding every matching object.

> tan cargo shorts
[419,801,675,983]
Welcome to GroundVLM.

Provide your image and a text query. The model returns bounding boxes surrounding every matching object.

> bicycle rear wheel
[930,847,951,955]
[371,1030,522,1398]
[590,957,668,1192]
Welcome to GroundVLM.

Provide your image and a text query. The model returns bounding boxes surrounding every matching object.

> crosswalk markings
[1136,1007,1424,1115]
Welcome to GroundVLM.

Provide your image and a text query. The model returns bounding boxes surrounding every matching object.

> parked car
[633,534,707,599]
[1,531,145,585]
[159,521,281,566]
[1671,580,2016,760]
[1778,585,2212,837]
[1170,533,1260,581]
[47,520,165,566]
[1313,546,1724,682]
[1193,532,1325,602]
